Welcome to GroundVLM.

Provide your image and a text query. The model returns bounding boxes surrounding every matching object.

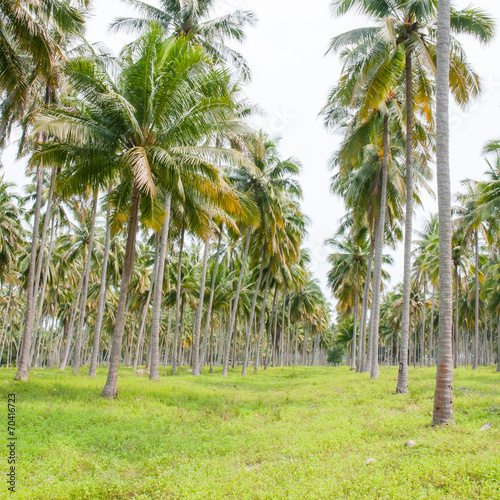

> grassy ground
[1,365,499,499]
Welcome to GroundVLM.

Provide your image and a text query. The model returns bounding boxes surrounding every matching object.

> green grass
[1,365,499,499]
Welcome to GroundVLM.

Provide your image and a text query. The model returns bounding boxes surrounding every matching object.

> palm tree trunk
[350,284,358,370]
[432,0,454,426]
[420,281,426,368]
[171,226,185,375]
[73,190,98,374]
[428,282,435,367]
[102,185,141,398]
[254,272,271,374]
[359,235,375,372]
[222,230,252,377]
[200,228,222,372]
[279,295,287,367]
[133,236,159,371]
[302,324,309,366]
[370,114,389,380]
[496,315,500,372]
[162,310,172,366]
[33,166,57,305]
[0,286,12,366]
[15,162,43,381]
[192,236,210,376]
[473,229,479,369]
[242,245,267,376]
[89,192,112,376]
[149,194,171,380]
[454,266,459,368]
[396,50,415,393]
[265,285,278,369]
[29,213,56,366]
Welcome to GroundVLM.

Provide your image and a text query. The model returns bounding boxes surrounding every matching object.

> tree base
[14,370,28,381]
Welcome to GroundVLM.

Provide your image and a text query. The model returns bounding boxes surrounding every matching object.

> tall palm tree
[110,0,256,80]
[432,0,453,427]
[330,0,494,393]
[31,31,251,395]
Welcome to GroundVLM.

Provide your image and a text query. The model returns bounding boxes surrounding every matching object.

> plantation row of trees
[323,0,499,425]
[0,0,334,397]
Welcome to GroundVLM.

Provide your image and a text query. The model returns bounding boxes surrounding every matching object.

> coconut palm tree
[110,0,256,80]
[330,0,494,393]
[432,0,453,427]
[30,30,253,395]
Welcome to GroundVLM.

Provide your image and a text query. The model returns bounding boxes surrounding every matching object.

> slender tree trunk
[15,162,43,381]
[473,229,479,370]
[420,281,426,368]
[222,231,252,377]
[132,235,159,371]
[193,236,210,376]
[496,315,500,372]
[150,195,171,380]
[370,114,389,380]
[302,324,310,366]
[171,227,185,375]
[351,284,358,370]
[454,266,460,368]
[433,0,454,425]
[0,287,12,366]
[73,190,98,374]
[33,167,56,306]
[396,50,415,393]
[242,246,267,375]
[102,186,141,398]
[428,282,435,367]
[89,195,112,376]
[254,272,271,374]
[265,286,278,369]
[30,214,56,366]
[200,228,222,372]
[358,236,375,372]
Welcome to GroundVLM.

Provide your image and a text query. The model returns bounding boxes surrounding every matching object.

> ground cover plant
[3,366,499,499]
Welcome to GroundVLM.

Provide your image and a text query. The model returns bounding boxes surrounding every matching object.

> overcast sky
[3,0,500,308]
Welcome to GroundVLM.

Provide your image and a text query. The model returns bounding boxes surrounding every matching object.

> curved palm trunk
[73,190,98,374]
[171,226,185,375]
[432,0,454,426]
[222,230,251,377]
[242,245,267,376]
[370,114,389,380]
[350,284,358,370]
[133,235,159,372]
[473,229,479,370]
[102,186,141,398]
[192,236,210,376]
[254,272,271,374]
[200,229,222,372]
[150,194,171,380]
[89,200,112,376]
[358,236,375,372]
[14,162,43,381]
[396,51,415,393]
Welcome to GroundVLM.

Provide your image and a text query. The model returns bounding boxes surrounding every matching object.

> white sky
[2,0,500,307]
